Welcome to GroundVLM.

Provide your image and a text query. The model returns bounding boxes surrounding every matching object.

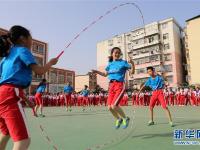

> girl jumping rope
[92,47,135,129]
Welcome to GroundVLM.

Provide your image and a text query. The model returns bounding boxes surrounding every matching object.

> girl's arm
[92,69,108,77]
[30,58,58,75]
[127,56,135,75]
[138,84,145,95]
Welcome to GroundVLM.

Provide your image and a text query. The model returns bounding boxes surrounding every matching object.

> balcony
[132,40,160,50]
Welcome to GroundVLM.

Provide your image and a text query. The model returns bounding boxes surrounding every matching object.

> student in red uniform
[80,85,89,111]
[144,90,149,106]
[135,91,140,106]
[138,67,174,127]
[164,88,170,106]
[60,92,65,107]
[175,89,180,106]
[104,93,108,106]
[34,79,47,117]
[179,88,185,106]
[191,88,197,106]
[0,26,58,150]
[132,91,136,106]
[99,92,104,106]
[64,82,74,111]
[195,86,200,105]
[94,93,99,106]
[123,93,128,106]
[139,92,144,106]
[169,88,175,106]
[92,47,135,129]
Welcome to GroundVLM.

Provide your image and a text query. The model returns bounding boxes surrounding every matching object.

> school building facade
[75,72,97,92]
[184,15,200,85]
[47,67,75,93]
[97,18,185,90]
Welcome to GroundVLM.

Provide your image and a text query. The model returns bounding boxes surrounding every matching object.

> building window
[117,36,122,43]
[66,73,73,84]
[163,33,169,40]
[164,43,170,50]
[135,60,139,65]
[50,72,57,83]
[58,74,65,84]
[136,68,145,74]
[166,76,173,83]
[150,55,159,62]
[126,34,131,41]
[186,75,191,82]
[164,54,172,61]
[38,46,44,54]
[108,40,113,46]
[128,43,132,49]
[162,23,168,29]
[32,42,45,54]
[148,36,154,43]
[164,64,173,72]
[145,57,150,63]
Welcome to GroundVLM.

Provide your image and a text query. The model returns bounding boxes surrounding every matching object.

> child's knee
[111,105,118,110]
[0,134,10,142]
[108,106,112,110]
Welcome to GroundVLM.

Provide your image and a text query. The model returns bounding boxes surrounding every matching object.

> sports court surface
[6,106,200,150]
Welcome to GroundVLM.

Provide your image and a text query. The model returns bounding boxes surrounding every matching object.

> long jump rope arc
[33,2,147,150]
[56,2,146,59]
[85,110,136,150]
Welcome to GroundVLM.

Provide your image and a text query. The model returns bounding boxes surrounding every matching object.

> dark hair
[0,25,31,57]
[84,85,88,89]
[0,35,10,57]
[147,66,154,71]
[37,79,47,89]
[108,47,122,62]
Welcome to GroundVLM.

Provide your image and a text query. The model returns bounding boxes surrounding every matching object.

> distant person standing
[34,79,47,117]
[81,85,89,111]
[64,82,74,111]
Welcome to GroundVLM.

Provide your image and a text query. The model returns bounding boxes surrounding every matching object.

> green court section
[6,106,200,150]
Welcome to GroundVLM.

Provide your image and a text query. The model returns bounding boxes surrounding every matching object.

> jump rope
[32,2,147,150]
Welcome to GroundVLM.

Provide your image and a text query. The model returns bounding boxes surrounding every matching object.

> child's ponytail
[0,25,31,58]
[0,34,11,57]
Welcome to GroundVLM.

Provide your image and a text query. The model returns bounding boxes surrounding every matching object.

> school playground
[6,106,200,150]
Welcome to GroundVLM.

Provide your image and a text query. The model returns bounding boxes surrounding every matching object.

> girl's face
[112,49,121,60]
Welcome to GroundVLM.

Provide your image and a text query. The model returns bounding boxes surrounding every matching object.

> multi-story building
[97,34,127,90]
[97,18,184,90]
[0,27,48,94]
[47,67,75,93]
[184,15,200,85]
[75,72,97,92]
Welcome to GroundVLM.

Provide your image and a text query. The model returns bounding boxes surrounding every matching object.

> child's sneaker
[115,118,122,129]
[39,114,45,117]
[121,117,130,129]
[148,121,155,126]
[169,121,174,127]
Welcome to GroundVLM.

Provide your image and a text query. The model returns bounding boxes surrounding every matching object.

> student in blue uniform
[0,25,58,150]
[34,79,47,117]
[81,85,89,111]
[138,67,174,127]
[92,47,135,129]
[64,82,74,111]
